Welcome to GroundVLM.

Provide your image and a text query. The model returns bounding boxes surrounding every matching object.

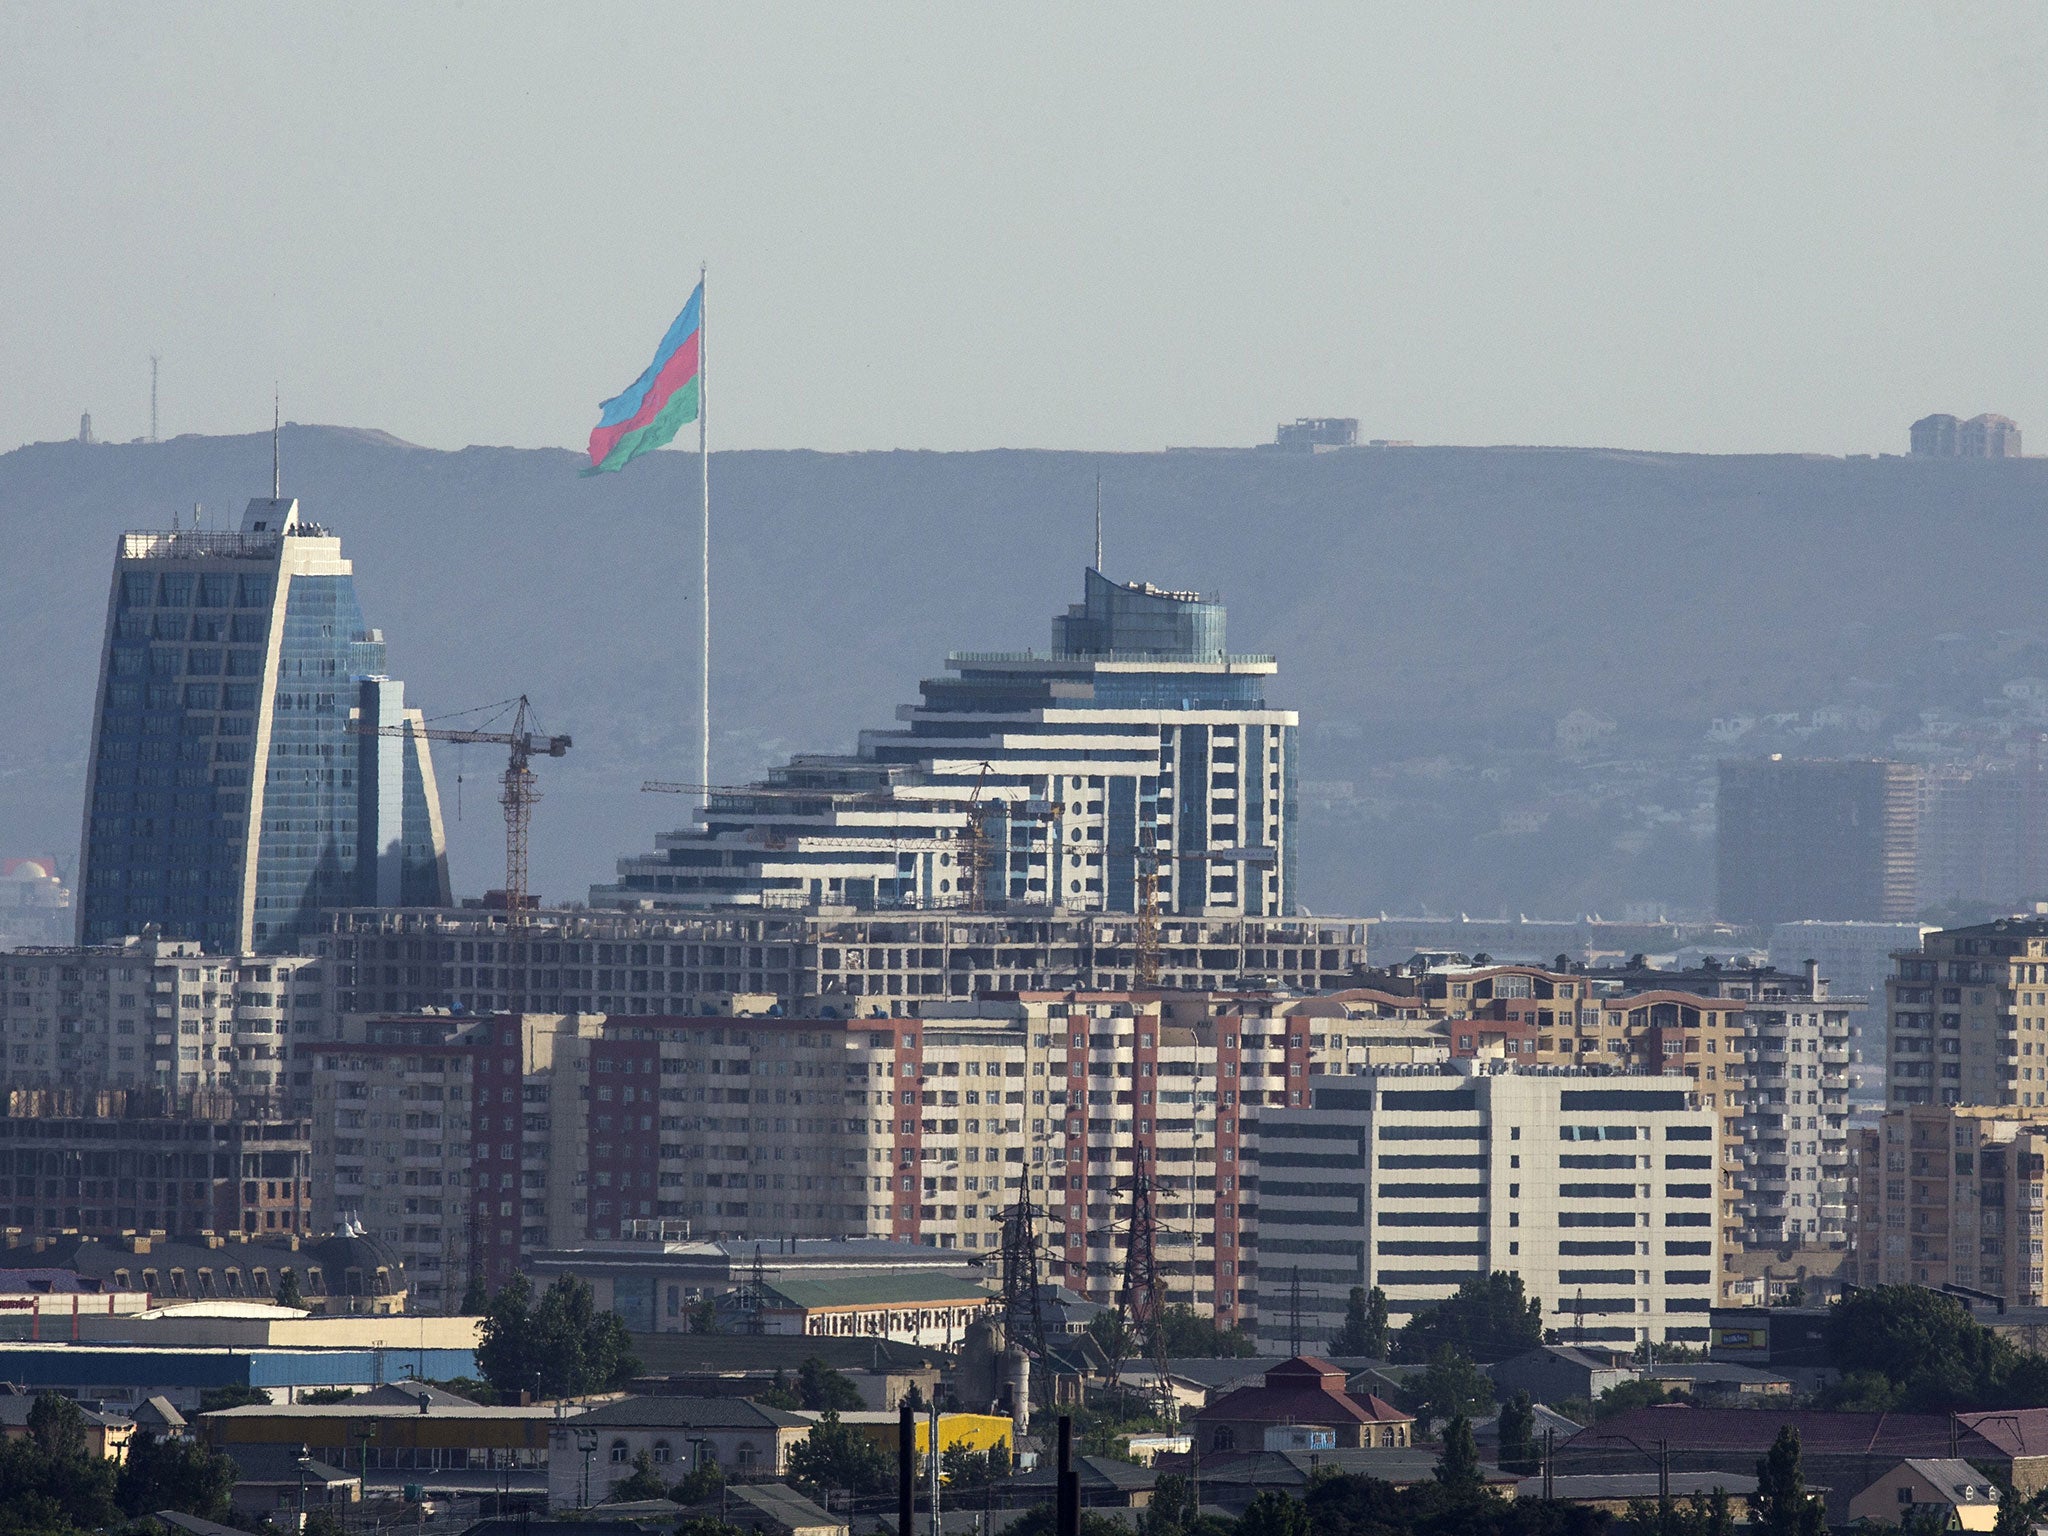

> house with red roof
[1190,1356,1413,1455]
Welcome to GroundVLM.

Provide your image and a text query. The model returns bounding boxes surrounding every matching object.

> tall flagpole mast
[699,263,710,811]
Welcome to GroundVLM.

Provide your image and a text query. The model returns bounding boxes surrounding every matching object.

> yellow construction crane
[357,696,570,927]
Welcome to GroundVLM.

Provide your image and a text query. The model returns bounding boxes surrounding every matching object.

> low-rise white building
[547,1397,810,1507]
[1254,1059,1722,1350]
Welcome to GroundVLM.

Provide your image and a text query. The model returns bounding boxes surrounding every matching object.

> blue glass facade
[79,504,448,954]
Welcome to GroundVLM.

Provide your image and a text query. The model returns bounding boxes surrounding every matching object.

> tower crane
[356,696,570,927]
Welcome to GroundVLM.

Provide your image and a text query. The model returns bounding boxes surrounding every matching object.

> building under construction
[305,906,1368,1017]
[592,566,1299,920]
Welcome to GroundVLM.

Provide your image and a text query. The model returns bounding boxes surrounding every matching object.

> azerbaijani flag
[584,282,702,474]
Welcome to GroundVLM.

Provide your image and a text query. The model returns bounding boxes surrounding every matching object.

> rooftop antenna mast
[1094,470,1103,573]
[272,387,281,500]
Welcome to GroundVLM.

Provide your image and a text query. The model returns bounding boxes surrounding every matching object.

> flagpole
[699,262,710,811]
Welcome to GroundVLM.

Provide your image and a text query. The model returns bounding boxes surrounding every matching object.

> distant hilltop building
[597,566,1298,918]
[77,494,450,954]
[1910,412,2022,458]
[1271,416,1357,451]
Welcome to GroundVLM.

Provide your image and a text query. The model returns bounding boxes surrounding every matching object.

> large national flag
[585,283,703,474]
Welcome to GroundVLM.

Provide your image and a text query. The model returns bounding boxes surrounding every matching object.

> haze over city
[5,9,2048,1533]
[7,4,2048,456]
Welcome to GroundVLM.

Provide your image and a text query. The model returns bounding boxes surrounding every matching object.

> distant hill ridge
[3,427,2041,915]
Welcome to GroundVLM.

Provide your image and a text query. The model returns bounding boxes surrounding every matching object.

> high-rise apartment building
[1886,916,2048,1109]
[1911,413,2023,458]
[0,937,320,1102]
[1253,1060,1722,1349]
[78,496,450,956]
[595,567,1297,918]
[1848,1104,2048,1298]
[1716,758,1919,925]
[307,990,1429,1320]
[303,907,1367,1019]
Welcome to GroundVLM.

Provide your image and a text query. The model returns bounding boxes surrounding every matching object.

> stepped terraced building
[595,567,1297,919]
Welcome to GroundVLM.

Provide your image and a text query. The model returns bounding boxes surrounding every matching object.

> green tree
[1995,1482,2042,1536]
[1236,1490,1309,1536]
[1815,1369,1903,1413]
[420,1375,497,1405]
[756,1370,802,1412]
[940,1444,1010,1491]
[610,1449,671,1503]
[1327,1287,1391,1359]
[1394,1273,1543,1364]
[274,1268,305,1309]
[197,1382,269,1412]
[675,1518,749,1536]
[1142,1472,1200,1536]
[461,1271,491,1313]
[670,1459,724,1507]
[1086,1310,1137,1367]
[688,1297,718,1335]
[1400,1346,1494,1436]
[1751,1427,1825,1536]
[798,1357,867,1411]
[785,1411,893,1499]
[115,1430,240,1520]
[1592,1378,1685,1421]
[1157,1304,1258,1358]
[1624,1490,1735,1536]
[25,1398,84,1464]
[475,1273,644,1399]
[1496,1391,1538,1476]
[1825,1284,2010,1411]
[1433,1415,1483,1497]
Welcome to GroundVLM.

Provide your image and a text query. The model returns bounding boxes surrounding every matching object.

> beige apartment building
[0,936,320,1103]
[1887,916,2048,1109]
[307,990,1448,1321]
[1255,1059,1723,1350]
[1848,1103,2048,1300]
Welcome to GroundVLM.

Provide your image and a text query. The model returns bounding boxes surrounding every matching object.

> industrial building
[77,494,450,956]
[593,567,1298,919]
[1253,1059,1723,1349]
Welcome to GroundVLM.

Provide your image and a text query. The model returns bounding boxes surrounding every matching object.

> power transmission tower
[1115,1144,1174,1420]
[149,355,159,443]
[1000,1192,1051,1375]
[1288,1267,1304,1358]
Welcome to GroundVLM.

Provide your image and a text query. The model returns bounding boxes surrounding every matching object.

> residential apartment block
[0,937,320,1103]
[77,497,449,955]
[307,989,1441,1321]
[1886,916,2048,1109]
[1253,1060,1723,1351]
[594,568,1298,918]
[1848,1104,2048,1300]
[0,1103,310,1241]
[302,907,1368,1019]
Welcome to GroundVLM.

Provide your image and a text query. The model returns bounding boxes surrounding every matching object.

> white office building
[1254,1059,1722,1350]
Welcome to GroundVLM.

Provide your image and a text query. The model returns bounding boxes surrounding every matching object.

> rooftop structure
[77,497,449,956]
[595,567,1297,919]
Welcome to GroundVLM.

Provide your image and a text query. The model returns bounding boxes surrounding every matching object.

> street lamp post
[574,1430,597,1509]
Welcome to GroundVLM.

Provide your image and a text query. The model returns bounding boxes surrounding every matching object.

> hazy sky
[5,3,2047,457]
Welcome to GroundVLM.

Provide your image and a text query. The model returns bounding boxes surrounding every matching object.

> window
[653,1441,672,1464]
[610,1440,629,1464]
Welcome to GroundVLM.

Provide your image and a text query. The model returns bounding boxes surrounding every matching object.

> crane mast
[355,695,570,928]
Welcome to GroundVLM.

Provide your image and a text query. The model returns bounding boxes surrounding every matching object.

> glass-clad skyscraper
[77,496,450,954]
[595,567,1298,917]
